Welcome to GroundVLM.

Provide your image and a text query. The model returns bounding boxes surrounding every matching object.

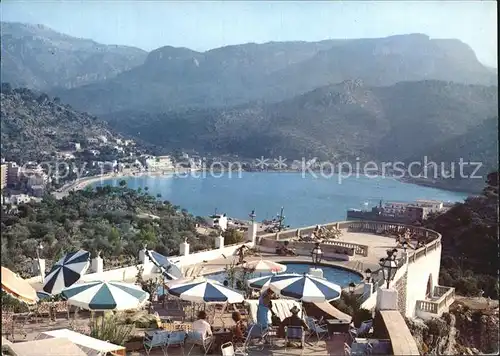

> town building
[347,199,447,224]
[207,214,228,231]
[6,162,20,186]
[145,156,174,170]
[30,185,45,197]
[11,194,34,205]
[0,163,7,190]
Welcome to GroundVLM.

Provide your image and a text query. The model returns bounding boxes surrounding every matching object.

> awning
[36,329,126,356]
[5,337,87,356]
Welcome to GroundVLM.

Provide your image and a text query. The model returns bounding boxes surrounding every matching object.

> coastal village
[1,122,498,356]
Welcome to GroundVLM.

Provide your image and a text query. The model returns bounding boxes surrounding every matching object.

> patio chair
[1,311,14,341]
[12,312,31,340]
[349,320,373,340]
[344,342,352,355]
[186,331,213,356]
[366,342,373,355]
[285,326,305,353]
[305,317,328,344]
[34,302,51,323]
[233,323,262,356]
[165,330,186,356]
[53,301,70,320]
[143,330,169,356]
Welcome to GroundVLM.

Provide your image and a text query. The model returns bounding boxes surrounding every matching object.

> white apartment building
[145,156,174,170]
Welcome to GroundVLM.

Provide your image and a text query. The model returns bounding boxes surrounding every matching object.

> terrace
[3,219,445,355]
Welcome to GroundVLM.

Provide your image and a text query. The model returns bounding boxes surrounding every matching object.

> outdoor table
[212,328,232,354]
[145,329,171,339]
[325,319,351,335]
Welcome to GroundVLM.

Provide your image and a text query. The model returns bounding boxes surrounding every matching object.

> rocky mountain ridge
[53,33,497,115]
[1,22,147,90]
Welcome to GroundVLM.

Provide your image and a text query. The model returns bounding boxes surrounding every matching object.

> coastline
[54,168,474,198]
[54,168,193,198]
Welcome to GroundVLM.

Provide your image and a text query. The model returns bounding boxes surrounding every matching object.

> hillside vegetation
[403,117,498,192]
[0,184,211,277]
[0,84,112,163]
[424,172,499,298]
[104,80,498,163]
[1,22,147,90]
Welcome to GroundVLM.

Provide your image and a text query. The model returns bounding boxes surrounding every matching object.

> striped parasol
[241,260,287,273]
[1,266,38,305]
[43,250,90,295]
[167,278,244,304]
[145,250,183,280]
[247,273,301,290]
[61,281,149,311]
[269,274,342,302]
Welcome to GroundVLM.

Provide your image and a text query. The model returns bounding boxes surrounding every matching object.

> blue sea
[93,172,468,227]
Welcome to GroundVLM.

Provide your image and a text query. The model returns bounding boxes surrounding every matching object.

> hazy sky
[1,1,497,67]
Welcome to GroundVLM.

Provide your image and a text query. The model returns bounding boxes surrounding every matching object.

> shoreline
[54,168,193,197]
[54,168,473,198]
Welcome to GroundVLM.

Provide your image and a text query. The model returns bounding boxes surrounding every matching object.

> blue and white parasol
[269,274,342,302]
[43,250,90,295]
[167,278,244,304]
[61,281,149,311]
[146,250,183,280]
[247,273,301,290]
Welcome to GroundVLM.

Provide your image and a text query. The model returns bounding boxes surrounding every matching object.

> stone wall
[395,271,408,316]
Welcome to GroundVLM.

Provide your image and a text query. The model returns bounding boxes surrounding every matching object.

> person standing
[257,289,275,331]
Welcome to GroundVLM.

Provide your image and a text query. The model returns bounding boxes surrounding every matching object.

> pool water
[156,263,362,296]
[206,262,362,287]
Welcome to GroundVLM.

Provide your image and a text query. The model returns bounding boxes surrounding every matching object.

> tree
[222,228,244,245]
[425,170,499,298]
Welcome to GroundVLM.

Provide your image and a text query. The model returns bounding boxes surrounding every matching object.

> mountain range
[1,22,147,91]
[0,22,498,191]
[54,33,497,115]
[103,80,498,163]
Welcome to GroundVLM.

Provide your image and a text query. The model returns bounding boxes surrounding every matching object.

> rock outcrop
[407,302,499,355]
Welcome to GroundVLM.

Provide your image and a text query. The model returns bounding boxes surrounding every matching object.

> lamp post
[379,249,398,289]
[275,206,290,232]
[249,210,256,223]
[364,268,372,283]
[311,242,323,267]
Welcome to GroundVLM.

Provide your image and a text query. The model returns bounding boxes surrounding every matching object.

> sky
[1,1,497,67]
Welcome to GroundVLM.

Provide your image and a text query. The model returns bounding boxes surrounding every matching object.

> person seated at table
[231,311,247,341]
[278,306,309,338]
[192,311,213,338]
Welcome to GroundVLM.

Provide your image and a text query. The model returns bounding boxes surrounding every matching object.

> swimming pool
[205,262,362,287]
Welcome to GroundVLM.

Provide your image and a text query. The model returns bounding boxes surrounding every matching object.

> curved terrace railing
[258,220,442,287]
